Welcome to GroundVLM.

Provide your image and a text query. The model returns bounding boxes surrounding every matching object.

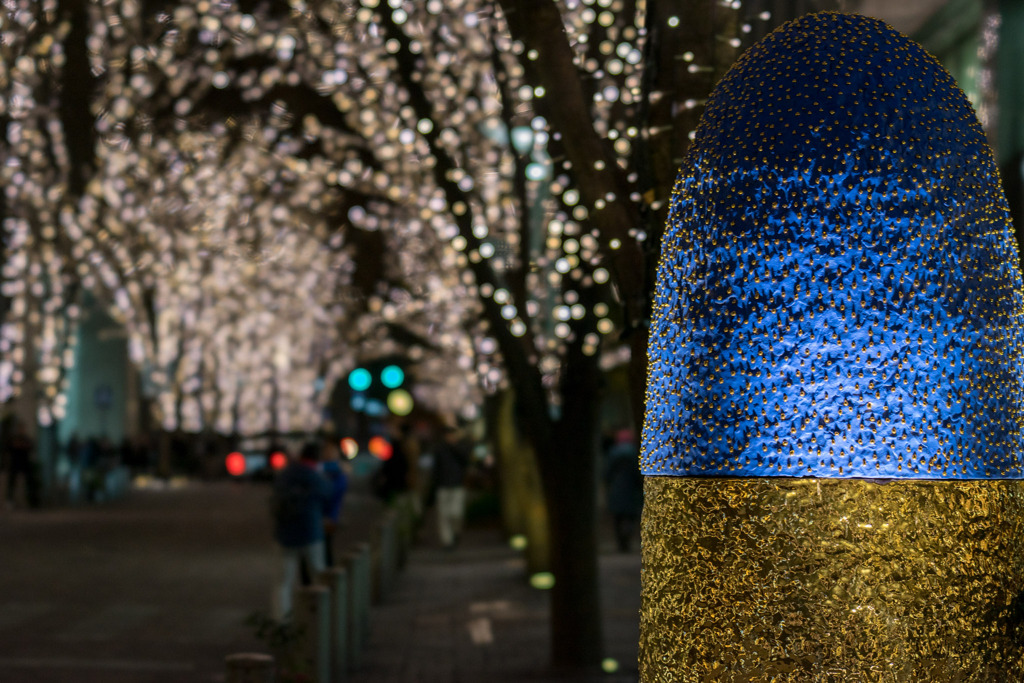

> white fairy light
[2,0,706,434]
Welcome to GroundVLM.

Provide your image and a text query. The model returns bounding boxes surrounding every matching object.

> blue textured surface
[641,13,1024,479]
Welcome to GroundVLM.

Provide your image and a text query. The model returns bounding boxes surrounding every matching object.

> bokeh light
[530,572,556,590]
[225,452,246,477]
[340,437,359,460]
[380,365,405,389]
[0,0,749,438]
[270,451,288,471]
[349,368,373,392]
[368,436,394,461]
[387,389,414,416]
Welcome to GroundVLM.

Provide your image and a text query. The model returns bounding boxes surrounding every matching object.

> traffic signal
[380,364,404,388]
[348,368,372,392]
[346,359,414,417]
[386,388,413,416]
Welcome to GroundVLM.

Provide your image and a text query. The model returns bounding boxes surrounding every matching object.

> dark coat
[604,442,643,517]
[272,460,332,548]
[433,440,469,488]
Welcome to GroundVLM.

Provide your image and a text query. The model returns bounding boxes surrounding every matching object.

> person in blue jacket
[270,443,332,621]
[319,438,350,567]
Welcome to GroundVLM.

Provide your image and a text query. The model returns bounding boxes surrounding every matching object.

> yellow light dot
[530,572,556,590]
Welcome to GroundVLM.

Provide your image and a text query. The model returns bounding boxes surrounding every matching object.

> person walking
[603,428,644,552]
[270,443,332,621]
[432,425,469,549]
[373,418,411,506]
[4,420,35,509]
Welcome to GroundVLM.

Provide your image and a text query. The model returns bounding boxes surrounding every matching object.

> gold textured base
[640,477,1024,682]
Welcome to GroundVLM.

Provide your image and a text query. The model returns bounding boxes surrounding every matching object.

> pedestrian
[3,419,35,509]
[372,418,411,505]
[319,437,351,567]
[81,437,101,502]
[432,424,469,549]
[603,428,644,552]
[396,421,425,517]
[269,443,333,621]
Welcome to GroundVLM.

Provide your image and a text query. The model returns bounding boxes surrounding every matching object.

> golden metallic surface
[640,476,1024,681]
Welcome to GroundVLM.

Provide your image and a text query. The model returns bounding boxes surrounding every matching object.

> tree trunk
[488,391,551,574]
[534,347,604,669]
[545,427,602,669]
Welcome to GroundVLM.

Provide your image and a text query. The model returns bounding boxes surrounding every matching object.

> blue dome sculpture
[641,12,1024,479]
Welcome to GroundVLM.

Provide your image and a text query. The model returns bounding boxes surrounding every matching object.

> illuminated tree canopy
[1,0,776,435]
[3,0,491,431]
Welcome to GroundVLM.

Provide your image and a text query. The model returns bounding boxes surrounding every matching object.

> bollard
[341,547,368,670]
[339,551,360,671]
[369,526,383,605]
[388,509,402,581]
[355,544,372,651]
[377,511,398,600]
[636,12,1024,680]
[319,567,349,682]
[224,653,275,683]
[295,585,331,683]
[395,499,413,568]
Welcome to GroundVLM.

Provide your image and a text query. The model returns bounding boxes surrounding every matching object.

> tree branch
[497,0,648,328]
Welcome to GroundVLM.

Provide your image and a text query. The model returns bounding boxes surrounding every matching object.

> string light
[0,0,747,430]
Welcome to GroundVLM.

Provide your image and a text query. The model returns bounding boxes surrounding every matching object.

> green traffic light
[380,364,404,388]
[348,367,372,391]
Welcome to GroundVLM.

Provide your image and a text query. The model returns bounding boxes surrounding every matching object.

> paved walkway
[0,477,640,682]
[0,477,384,683]
[351,513,641,683]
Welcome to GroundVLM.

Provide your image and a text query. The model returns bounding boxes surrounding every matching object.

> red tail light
[270,451,288,470]
[225,452,246,477]
[368,436,393,461]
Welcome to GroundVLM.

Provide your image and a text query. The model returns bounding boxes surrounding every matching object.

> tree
[0,0,827,670]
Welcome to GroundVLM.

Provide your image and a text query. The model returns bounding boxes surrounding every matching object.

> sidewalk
[350,514,641,683]
[0,478,386,683]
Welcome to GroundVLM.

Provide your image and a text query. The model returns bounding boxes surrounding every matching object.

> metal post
[370,525,383,605]
[341,547,367,670]
[295,585,331,683]
[396,499,413,568]
[355,543,372,651]
[319,567,349,682]
[378,512,397,599]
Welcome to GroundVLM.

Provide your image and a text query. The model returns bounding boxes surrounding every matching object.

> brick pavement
[350,515,642,683]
